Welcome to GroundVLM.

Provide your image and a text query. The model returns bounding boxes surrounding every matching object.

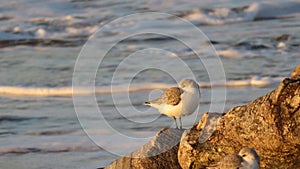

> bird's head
[238,147,260,164]
[179,79,199,89]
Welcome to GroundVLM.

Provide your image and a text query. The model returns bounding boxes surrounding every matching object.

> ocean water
[0,0,299,168]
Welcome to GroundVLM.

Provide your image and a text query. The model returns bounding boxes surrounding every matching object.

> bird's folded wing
[163,87,183,106]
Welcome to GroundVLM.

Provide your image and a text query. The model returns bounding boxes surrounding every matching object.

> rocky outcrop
[104,65,300,169]
[178,65,300,169]
[105,128,184,169]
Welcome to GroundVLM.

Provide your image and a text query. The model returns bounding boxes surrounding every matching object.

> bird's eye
[242,154,246,157]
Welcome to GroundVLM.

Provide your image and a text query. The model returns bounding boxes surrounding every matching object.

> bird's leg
[173,117,178,129]
[179,117,182,129]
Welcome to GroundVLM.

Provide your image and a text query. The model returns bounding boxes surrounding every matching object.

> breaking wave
[181,1,300,25]
[0,76,284,97]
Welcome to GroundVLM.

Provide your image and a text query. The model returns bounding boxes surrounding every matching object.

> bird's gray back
[150,87,182,106]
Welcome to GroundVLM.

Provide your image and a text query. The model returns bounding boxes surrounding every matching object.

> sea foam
[183,1,300,25]
[0,76,283,97]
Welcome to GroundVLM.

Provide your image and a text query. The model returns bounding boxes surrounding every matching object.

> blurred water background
[0,0,299,168]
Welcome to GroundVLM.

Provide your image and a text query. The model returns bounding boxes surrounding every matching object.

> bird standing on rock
[144,79,201,129]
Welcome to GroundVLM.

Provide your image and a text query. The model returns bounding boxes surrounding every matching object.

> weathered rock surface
[291,64,300,79]
[105,128,184,169]
[178,65,300,169]
[104,65,300,169]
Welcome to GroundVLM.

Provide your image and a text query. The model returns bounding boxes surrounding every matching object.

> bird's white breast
[180,87,200,117]
[242,158,260,169]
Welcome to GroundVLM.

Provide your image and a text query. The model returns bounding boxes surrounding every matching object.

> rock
[105,128,184,169]
[178,112,223,169]
[291,64,300,79]
[178,68,300,168]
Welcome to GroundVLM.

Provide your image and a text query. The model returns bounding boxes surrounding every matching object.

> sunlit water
[0,0,299,168]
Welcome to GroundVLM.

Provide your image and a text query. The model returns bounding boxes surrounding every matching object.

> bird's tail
[144,101,151,106]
